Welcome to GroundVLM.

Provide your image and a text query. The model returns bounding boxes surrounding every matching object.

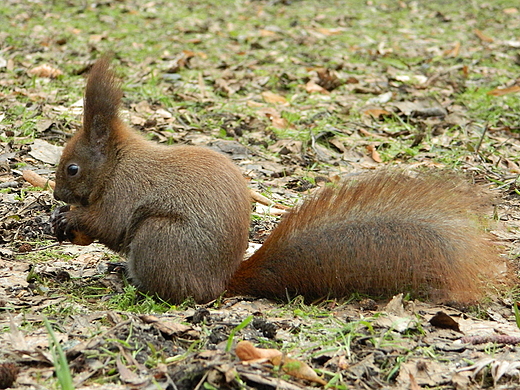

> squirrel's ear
[82,56,122,151]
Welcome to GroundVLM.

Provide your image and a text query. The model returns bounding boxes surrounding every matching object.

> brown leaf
[271,355,327,386]
[27,64,62,78]
[429,311,461,332]
[268,139,302,155]
[361,108,391,119]
[235,341,282,362]
[272,117,289,129]
[487,85,520,96]
[316,68,343,91]
[305,80,329,94]
[215,78,239,96]
[314,27,342,36]
[258,107,292,129]
[246,100,264,108]
[444,41,461,57]
[366,145,382,163]
[474,29,493,43]
[116,356,146,385]
[261,91,289,105]
[259,29,277,37]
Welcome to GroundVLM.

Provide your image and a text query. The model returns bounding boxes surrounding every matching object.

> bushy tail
[228,171,504,304]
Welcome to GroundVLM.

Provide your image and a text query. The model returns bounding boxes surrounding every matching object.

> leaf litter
[1,0,520,389]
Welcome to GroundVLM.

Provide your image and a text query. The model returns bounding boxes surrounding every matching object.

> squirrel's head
[54,129,107,206]
[54,56,123,206]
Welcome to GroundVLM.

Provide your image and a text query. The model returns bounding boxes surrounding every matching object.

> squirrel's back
[228,171,500,303]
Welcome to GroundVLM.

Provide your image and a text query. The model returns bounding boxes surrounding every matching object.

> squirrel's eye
[67,164,80,176]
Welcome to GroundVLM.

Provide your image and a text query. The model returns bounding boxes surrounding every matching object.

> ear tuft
[83,56,122,140]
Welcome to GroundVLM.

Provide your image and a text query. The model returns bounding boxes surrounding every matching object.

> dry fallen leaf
[487,85,520,96]
[236,341,327,386]
[444,41,461,57]
[28,138,63,165]
[271,355,328,386]
[474,29,493,43]
[257,107,292,129]
[429,311,461,332]
[259,29,277,37]
[305,80,329,94]
[316,68,343,91]
[261,91,289,105]
[314,27,343,36]
[27,64,63,78]
[235,341,282,362]
[116,355,146,385]
[366,145,382,163]
[361,108,391,119]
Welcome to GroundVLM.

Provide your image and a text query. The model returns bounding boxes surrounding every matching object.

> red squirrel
[52,57,502,304]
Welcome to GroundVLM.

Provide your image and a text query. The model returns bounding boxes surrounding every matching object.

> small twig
[192,370,209,390]
[250,189,289,211]
[26,242,61,252]
[474,124,488,154]
[22,170,55,190]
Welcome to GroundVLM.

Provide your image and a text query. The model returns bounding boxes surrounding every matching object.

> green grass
[1,0,519,387]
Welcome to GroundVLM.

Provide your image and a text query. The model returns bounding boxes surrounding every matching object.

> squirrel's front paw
[51,205,71,242]
[50,205,94,245]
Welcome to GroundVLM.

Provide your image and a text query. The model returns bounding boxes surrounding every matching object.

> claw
[50,205,71,242]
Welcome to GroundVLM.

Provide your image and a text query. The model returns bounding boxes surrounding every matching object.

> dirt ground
[1,0,520,389]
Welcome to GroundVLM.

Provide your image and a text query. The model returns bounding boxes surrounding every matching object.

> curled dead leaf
[362,108,391,119]
[316,68,343,91]
[28,64,63,78]
[444,41,461,57]
[487,85,520,96]
[429,311,461,332]
[258,107,292,129]
[305,80,329,94]
[271,355,327,386]
[366,145,382,163]
[474,29,493,43]
[314,27,343,36]
[261,91,289,105]
[236,342,327,385]
[235,341,281,362]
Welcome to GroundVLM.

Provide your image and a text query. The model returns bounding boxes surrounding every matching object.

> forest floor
[1,0,520,389]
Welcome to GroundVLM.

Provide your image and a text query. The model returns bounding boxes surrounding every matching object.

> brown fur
[54,58,503,304]
[227,172,500,303]
[54,57,251,303]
